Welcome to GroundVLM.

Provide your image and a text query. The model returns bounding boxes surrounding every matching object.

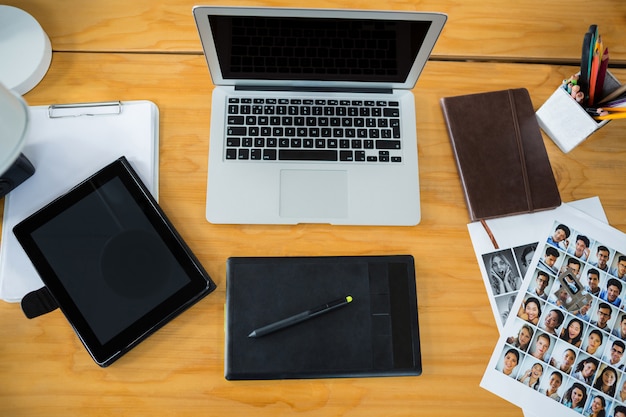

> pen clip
[48,101,123,118]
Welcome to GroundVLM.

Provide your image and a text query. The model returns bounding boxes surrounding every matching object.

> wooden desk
[4,0,626,64]
[0,49,625,416]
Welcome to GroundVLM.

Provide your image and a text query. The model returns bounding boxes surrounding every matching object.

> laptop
[193,7,446,225]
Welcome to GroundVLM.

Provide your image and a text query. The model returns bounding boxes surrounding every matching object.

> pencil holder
[536,71,621,153]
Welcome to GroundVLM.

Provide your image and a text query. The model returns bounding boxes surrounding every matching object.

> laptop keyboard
[225,97,402,163]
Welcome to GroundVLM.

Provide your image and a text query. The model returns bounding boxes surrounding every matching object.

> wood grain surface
[2,0,625,63]
[0,50,624,416]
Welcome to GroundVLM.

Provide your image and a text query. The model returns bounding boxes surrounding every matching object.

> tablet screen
[14,157,216,366]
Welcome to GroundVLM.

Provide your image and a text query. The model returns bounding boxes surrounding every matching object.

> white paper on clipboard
[0,100,159,302]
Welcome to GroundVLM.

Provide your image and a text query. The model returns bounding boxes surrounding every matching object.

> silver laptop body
[193,7,446,225]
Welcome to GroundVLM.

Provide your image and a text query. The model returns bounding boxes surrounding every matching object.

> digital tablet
[13,156,216,367]
[225,255,421,380]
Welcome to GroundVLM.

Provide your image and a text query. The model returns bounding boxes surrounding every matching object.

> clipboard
[0,100,159,302]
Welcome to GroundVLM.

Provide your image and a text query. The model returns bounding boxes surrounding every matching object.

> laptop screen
[207,15,431,83]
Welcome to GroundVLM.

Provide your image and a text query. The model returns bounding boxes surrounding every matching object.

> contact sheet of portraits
[482,244,536,326]
[482,209,626,417]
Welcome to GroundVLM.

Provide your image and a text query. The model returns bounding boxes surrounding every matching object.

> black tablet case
[14,157,217,367]
[225,255,421,380]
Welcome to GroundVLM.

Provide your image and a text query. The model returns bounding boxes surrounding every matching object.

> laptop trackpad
[280,170,348,219]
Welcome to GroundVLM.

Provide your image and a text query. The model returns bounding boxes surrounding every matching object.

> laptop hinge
[234,85,393,94]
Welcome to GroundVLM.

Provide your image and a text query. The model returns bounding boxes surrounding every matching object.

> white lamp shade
[0,6,52,95]
[0,82,29,175]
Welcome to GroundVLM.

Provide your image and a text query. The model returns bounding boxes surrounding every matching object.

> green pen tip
[346,296,353,303]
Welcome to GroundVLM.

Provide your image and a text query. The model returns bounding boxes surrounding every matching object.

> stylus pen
[248,295,353,338]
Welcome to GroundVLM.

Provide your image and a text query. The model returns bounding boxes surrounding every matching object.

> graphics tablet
[225,255,421,380]
[13,157,216,367]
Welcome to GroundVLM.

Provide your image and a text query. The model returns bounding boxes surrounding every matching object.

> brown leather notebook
[440,88,561,221]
